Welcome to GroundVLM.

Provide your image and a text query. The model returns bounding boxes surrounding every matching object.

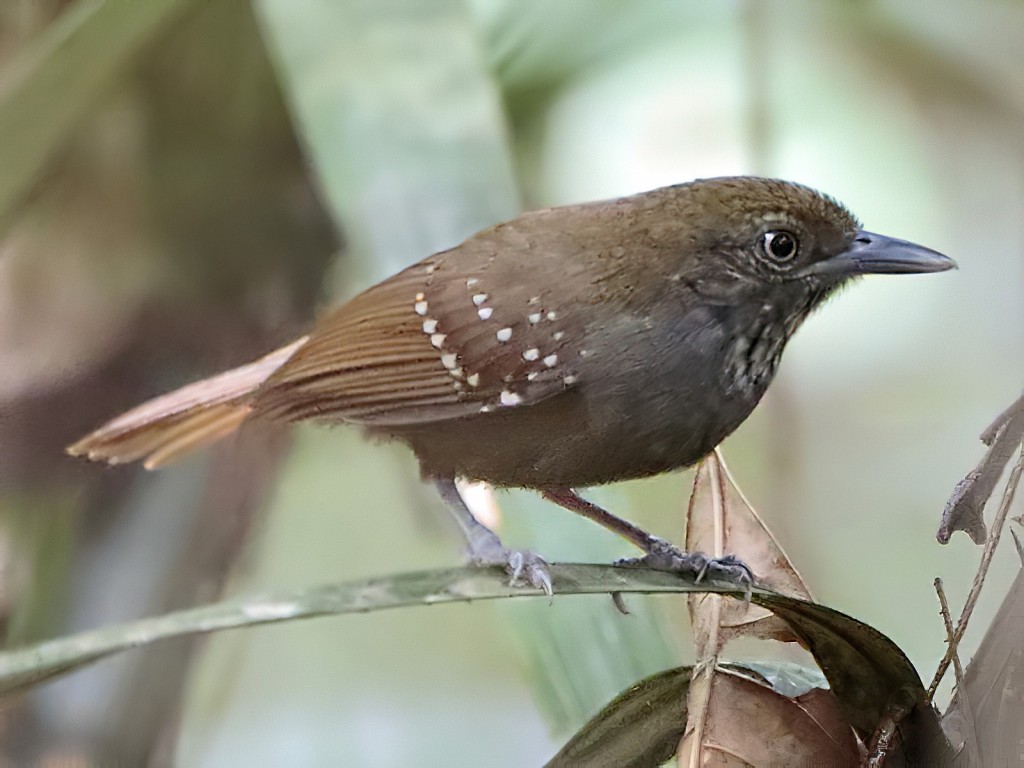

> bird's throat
[724,286,820,397]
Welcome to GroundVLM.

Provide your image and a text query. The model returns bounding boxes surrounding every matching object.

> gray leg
[434,477,553,595]
[542,488,754,588]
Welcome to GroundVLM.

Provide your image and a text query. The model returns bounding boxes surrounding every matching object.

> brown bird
[68,177,955,592]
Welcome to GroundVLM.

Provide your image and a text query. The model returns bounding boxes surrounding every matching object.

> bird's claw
[616,538,754,598]
[505,549,554,597]
[470,544,553,597]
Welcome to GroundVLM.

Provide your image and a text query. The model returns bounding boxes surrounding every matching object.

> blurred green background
[0,0,1021,765]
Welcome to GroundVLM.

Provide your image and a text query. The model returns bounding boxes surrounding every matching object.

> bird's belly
[387,370,763,489]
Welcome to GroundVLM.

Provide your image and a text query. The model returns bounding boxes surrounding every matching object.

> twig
[928,440,1024,701]
[864,686,917,767]
[933,579,966,692]
[934,578,982,767]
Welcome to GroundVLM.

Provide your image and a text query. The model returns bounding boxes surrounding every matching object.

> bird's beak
[800,230,957,278]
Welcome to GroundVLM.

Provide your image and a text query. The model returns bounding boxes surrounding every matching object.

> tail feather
[68,337,308,469]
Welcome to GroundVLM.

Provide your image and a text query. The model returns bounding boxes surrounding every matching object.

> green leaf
[0,564,747,696]
[544,665,692,768]
[759,594,954,763]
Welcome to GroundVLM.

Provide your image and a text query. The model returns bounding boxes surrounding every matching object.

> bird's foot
[467,534,553,597]
[616,537,754,595]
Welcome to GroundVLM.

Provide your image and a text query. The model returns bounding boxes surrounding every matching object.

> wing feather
[255,243,587,427]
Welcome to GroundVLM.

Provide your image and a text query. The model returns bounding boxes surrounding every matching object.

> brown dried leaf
[678,668,859,767]
[685,449,813,650]
[682,450,815,765]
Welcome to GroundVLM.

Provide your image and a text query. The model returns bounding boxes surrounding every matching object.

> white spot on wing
[430,333,447,348]
[467,373,480,387]
[422,319,438,334]
[472,293,488,306]
[546,311,557,321]
[441,352,458,369]
[528,313,541,324]
[563,374,577,385]
[523,348,539,361]
[500,390,522,406]
[552,331,565,341]
[496,327,512,342]
[478,307,493,320]
[466,277,479,288]
[414,301,428,316]
[543,354,558,367]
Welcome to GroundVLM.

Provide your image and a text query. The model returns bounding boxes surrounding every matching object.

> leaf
[758,593,954,764]
[0,563,750,696]
[683,450,815,765]
[937,395,1024,545]
[944,568,1024,765]
[737,659,828,698]
[677,668,859,767]
[685,449,814,649]
[545,666,692,768]
[0,561,957,763]
[0,0,199,233]
[548,663,856,768]
[678,451,954,764]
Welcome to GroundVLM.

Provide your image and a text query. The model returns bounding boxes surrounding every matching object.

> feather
[255,248,584,426]
[67,337,307,467]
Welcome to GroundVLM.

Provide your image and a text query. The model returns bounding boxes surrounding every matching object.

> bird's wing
[253,244,587,427]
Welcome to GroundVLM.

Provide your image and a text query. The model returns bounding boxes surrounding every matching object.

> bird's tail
[67,337,308,470]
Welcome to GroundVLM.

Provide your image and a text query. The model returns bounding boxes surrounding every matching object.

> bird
[68,177,955,593]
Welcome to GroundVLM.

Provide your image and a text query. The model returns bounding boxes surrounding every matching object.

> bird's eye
[762,230,799,262]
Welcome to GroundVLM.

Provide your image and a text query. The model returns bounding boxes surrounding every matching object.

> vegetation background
[0,0,1021,765]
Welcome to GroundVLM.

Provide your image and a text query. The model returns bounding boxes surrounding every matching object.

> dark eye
[762,230,798,262]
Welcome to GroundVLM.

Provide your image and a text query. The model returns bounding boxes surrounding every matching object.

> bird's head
[676,177,955,302]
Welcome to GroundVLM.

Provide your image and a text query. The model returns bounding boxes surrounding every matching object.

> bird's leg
[541,488,754,587]
[434,476,552,596]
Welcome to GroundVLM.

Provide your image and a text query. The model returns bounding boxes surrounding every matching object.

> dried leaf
[944,568,1024,765]
[685,449,813,649]
[678,668,859,767]
[683,449,814,765]
[548,663,856,768]
[937,396,1024,545]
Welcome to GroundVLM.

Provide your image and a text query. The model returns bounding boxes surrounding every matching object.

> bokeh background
[1,0,1022,765]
